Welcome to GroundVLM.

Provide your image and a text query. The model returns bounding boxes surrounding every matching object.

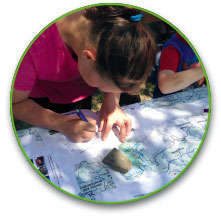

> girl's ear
[82,48,96,62]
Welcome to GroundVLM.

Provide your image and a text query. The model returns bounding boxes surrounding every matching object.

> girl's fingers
[125,119,132,136]
[81,129,96,140]
[84,121,96,132]
[81,137,93,143]
[119,122,126,143]
[102,120,112,141]
[99,119,105,132]
[198,77,205,86]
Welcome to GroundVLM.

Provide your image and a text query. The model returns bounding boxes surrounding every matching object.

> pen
[76,109,99,132]
[76,109,88,122]
[49,109,88,134]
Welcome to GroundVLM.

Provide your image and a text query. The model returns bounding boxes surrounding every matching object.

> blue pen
[76,109,88,122]
[48,110,88,134]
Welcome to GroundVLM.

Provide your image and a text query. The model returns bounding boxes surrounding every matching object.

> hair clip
[130,14,143,22]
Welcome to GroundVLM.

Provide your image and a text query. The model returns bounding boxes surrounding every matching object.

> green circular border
[10,2,211,204]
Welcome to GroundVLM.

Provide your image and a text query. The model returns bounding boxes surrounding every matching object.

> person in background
[153,32,205,98]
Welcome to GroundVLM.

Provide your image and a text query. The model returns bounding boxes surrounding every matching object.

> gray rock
[102,148,132,174]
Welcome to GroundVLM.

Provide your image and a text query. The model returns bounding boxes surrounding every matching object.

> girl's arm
[158,66,204,94]
[12,89,97,142]
[13,90,72,131]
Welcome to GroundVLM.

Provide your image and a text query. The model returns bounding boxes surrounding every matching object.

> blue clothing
[153,33,199,98]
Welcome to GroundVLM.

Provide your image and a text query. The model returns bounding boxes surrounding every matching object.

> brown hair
[84,6,156,94]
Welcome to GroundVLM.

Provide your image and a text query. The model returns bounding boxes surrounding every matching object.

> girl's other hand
[99,93,132,143]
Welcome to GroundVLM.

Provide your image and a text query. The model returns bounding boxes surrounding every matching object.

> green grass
[140,77,155,102]
[92,90,105,112]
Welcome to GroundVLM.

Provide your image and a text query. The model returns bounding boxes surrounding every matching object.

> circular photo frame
[11,3,211,204]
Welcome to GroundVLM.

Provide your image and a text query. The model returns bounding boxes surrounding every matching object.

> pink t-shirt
[14,23,96,104]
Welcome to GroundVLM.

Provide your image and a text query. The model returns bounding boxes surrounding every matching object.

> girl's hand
[60,116,97,143]
[99,93,132,143]
[198,77,205,87]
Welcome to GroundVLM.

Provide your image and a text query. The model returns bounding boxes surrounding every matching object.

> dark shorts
[29,96,92,113]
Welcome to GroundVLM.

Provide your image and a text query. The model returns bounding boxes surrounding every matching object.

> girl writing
[12,6,156,143]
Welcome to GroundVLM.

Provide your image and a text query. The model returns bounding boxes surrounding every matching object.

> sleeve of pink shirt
[14,51,37,91]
